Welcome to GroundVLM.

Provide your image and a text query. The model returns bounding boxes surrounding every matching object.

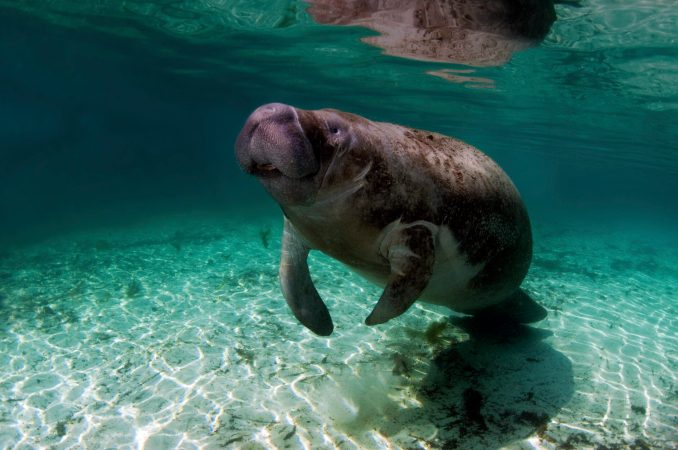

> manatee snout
[235,103,318,179]
[236,103,322,205]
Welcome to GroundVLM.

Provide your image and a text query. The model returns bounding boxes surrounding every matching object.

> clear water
[0,1,676,449]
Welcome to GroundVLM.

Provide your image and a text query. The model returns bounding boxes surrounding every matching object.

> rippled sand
[0,213,676,449]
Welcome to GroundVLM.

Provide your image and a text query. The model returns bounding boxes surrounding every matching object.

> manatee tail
[472,289,547,324]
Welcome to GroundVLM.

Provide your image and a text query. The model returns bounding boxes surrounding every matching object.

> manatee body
[235,103,544,336]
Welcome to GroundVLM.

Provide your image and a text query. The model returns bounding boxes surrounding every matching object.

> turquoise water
[1,1,677,449]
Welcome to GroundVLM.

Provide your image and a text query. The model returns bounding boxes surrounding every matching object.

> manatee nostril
[258,105,277,115]
[252,103,294,122]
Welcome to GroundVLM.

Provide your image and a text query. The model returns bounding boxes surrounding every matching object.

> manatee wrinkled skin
[236,103,544,336]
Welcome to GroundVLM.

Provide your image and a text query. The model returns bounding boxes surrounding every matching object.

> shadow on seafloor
[384,316,574,449]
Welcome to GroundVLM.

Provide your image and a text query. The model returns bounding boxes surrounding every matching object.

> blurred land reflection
[306,0,557,66]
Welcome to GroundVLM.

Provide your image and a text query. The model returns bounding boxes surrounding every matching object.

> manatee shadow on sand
[385,317,574,449]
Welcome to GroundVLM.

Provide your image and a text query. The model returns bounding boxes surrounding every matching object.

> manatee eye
[327,119,343,135]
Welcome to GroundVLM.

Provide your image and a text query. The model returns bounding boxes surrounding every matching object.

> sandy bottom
[0,212,676,449]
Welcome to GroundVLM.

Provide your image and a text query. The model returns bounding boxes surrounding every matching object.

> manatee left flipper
[279,218,334,336]
[365,223,435,326]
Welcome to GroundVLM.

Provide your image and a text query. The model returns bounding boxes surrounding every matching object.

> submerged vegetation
[259,226,272,249]
[404,319,459,350]
[424,320,449,346]
[125,279,143,298]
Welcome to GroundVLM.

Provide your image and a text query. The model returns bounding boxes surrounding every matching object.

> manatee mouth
[238,122,285,178]
[252,162,282,178]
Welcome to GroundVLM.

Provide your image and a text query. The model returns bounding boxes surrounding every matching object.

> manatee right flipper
[365,223,435,326]
[472,289,547,324]
[279,217,334,336]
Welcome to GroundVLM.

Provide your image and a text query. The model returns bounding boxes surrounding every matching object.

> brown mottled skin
[236,103,542,336]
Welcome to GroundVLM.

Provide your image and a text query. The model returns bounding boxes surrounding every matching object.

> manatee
[235,103,545,336]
